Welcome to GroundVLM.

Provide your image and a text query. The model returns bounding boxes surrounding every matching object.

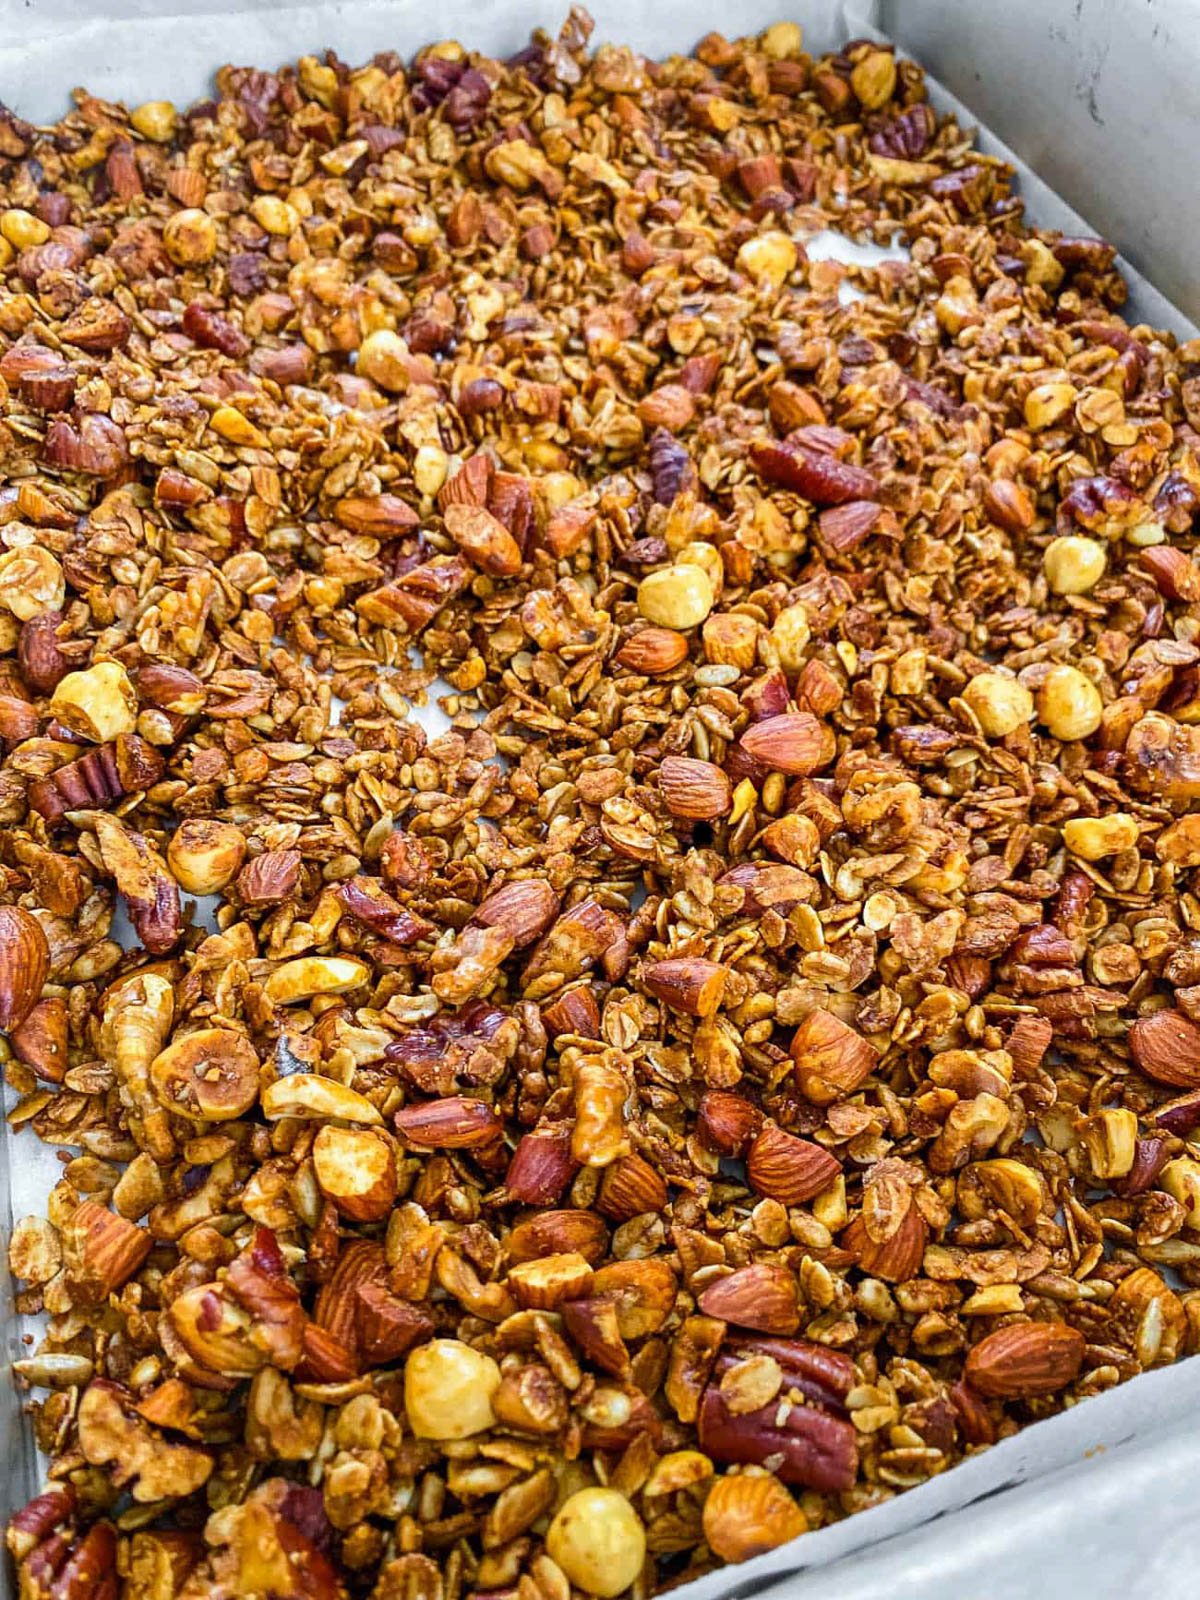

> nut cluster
[2,12,1200,1600]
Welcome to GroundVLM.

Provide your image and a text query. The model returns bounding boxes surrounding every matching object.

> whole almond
[842,1204,928,1283]
[507,1209,609,1265]
[983,477,1035,534]
[659,756,733,821]
[697,1091,763,1156]
[698,1263,799,1334]
[597,1152,669,1221]
[0,906,50,1032]
[615,626,690,676]
[473,879,560,948]
[1129,1009,1200,1088]
[334,494,420,538]
[747,1124,841,1204]
[503,1124,579,1205]
[739,712,826,774]
[394,1096,502,1148]
[702,1473,808,1564]
[964,1322,1085,1398]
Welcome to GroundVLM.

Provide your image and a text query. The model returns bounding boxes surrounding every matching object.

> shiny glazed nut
[636,565,714,628]
[1037,664,1104,741]
[149,1029,260,1121]
[3,21,1200,1600]
[166,819,247,894]
[545,1487,646,1598]
[962,671,1034,738]
[404,1339,501,1439]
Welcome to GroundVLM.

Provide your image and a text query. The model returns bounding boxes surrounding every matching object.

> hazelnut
[167,819,247,895]
[250,196,300,236]
[1044,534,1106,595]
[962,671,1033,738]
[1062,813,1138,861]
[404,1338,500,1439]
[130,101,177,142]
[1023,381,1077,431]
[1037,664,1103,741]
[850,48,897,110]
[674,541,723,594]
[770,603,811,673]
[163,208,218,265]
[637,565,714,629]
[0,209,50,249]
[357,329,410,391]
[736,231,797,289]
[1161,1156,1200,1226]
[50,660,137,742]
[760,21,802,58]
[545,1487,647,1597]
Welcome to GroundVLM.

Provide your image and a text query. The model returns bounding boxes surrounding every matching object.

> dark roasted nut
[964,1323,1086,1398]
[0,906,49,1031]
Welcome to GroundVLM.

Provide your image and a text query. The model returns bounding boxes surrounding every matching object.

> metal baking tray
[1,2,1196,1595]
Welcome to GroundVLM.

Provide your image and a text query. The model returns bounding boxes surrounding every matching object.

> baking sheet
[1,2,1198,1596]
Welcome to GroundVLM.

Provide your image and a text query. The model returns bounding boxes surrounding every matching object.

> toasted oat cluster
[3,10,1200,1598]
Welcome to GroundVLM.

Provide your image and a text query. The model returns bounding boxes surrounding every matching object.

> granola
[2,13,1200,1598]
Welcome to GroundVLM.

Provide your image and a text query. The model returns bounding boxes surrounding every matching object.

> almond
[503,1123,579,1205]
[296,1322,359,1383]
[62,1201,152,1301]
[616,627,689,675]
[543,501,598,558]
[702,1473,807,1564]
[508,1209,609,1265]
[9,995,68,1082]
[698,1263,799,1334]
[509,1252,595,1310]
[541,984,601,1040]
[444,502,522,577]
[790,1008,878,1103]
[747,1124,841,1205]
[738,711,826,774]
[1129,1008,1200,1088]
[312,1126,397,1222]
[697,1091,763,1156]
[658,756,733,821]
[643,956,729,1017]
[394,1096,503,1148]
[355,1282,435,1367]
[963,1322,1085,1398]
[0,905,49,1032]
[597,1152,669,1220]
[334,494,420,537]
[591,1258,678,1338]
[473,879,560,947]
[842,1203,927,1283]
[562,1298,631,1377]
[313,1240,388,1355]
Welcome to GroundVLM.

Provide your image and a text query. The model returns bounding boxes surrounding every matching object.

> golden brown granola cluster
[3,12,1200,1599]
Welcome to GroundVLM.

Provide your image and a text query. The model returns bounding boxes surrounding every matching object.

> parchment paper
[0,4,1196,1597]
